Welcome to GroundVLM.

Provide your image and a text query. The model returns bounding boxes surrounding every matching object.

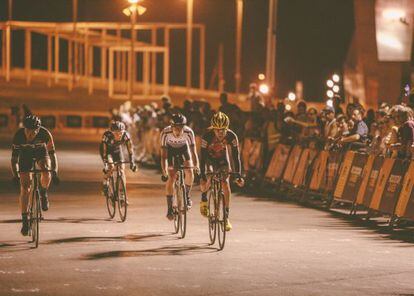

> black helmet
[23,115,41,129]
[110,121,125,132]
[171,113,187,126]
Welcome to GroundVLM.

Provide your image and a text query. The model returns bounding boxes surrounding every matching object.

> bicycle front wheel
[208,190,217,245]
[177,184,187,238]
[31,190,40,248]
[105,178,116,219]
[217,192,226,250]
[117,176,128,222]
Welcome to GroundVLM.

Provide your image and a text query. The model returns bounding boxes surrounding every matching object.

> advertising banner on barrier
[265,144,291,180]
[356,155,376,205]
[374,159,407,215]
[325,151,342,192]
[395,161,414,220]
[309,151,329,191]
[370,158,395,210]
[292,148,317,187]
[283,146,303,184]
[334,152,368,202]
[361,156,384,208]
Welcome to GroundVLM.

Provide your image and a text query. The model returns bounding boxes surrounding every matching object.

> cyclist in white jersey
[160,114,199,220]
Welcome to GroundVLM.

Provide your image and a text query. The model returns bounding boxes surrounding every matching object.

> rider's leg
[183,160,194,205]
[222,178,231,215]
[38,158,52,211]
[19,172,32,235]
[165,169,176,219]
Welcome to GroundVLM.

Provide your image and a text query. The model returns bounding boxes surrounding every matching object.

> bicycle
[170,165,195,239]
[206,170,239,250]
[104,161,133,222]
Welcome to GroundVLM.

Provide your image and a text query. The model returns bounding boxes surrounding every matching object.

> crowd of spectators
[111,89,414,169]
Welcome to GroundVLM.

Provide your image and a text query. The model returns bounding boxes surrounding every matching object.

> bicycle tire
[173,187,180,234]
[117,176,128,222]
[208,190,217,245]
[105,177,116,219]
[178,183,187,238]
[31,190,40,248]
[217,192,226,250]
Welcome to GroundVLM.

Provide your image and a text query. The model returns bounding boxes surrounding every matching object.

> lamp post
[186,0,194,96]
[235,0,243,98]
[123,0,146,100]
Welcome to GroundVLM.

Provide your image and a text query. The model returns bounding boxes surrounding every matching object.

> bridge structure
[0,20,218,101]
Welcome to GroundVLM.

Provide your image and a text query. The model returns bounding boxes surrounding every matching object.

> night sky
[0,0,354,101]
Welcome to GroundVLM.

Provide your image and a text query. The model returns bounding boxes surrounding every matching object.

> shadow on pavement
[0,219,21,224]
[43,217,112,224]
[83,243,218,260]
[45,232,175,245]
[0,241,35,252]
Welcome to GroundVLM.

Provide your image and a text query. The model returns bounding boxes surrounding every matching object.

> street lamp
[258,73,266,81]
[332,74,340,83]
[288,92,296,101]
[326,80,334,88]
[259,83,270,94]
[333,85,340,93]
[123,0,146,100]
[327,90,334,98]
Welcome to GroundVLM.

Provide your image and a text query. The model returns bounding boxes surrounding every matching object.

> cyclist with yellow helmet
[199,112,244,231]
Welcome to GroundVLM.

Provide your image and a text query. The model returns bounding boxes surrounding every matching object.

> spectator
[391,105,414,159]
[247,83,265,112]
[339,107,369,151]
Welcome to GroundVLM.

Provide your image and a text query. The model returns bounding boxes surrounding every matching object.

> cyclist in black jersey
[199,112,244,231]
[160,114,199,220]
[100,121,137,195]
[11,115,59,236]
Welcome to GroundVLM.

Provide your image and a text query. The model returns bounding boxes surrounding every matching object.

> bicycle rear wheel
[31,190,40,248]
[208,190,217,245]
[117,176,128,222]
[105,178,116,219]
[217,192,226,250]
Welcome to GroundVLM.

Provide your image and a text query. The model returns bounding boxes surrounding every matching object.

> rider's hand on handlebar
[194,166,200,176]
[52,171,60,185]
[12,176,20,188]
[130,162,137,172]
[161,174,168,182]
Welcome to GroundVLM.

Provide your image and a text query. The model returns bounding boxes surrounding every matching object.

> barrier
[359,156,385,209]
[308,151,329,192]
[395,161,414,220]
[282,145,303,184]
[292,148,318,187]
[264,144,291,181]
[333,152,368,203]
[242,138,263,172]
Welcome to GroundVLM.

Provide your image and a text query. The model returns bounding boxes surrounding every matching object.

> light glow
[285,104,292,111]
[333,85,340,93]
[259,83,270,94]
[332,74,340,83]
[378,33,403,50]
[326,99,333,108]
[258,73,266,81]
[326,80,334,88]
[327,90,334,98]
[382,9,406,20]
[288,92,296,101]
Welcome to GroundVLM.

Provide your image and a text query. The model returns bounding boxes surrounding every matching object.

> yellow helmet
[211,112,230,129]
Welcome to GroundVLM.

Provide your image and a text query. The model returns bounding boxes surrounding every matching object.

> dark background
[0,0,354,101]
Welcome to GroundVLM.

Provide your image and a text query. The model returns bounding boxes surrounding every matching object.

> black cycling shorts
[206,157,230,172]
[100,143,124,163]
[18,145,50,173]
[167,146,191,168]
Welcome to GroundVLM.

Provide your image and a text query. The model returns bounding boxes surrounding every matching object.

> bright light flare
[259,83,270,94]
[326,80,334,88]
[128,0,140,4]
[378,33,403,50]
[285,104,292,111]
[327,90,334,98]
[382,9,406,20]
[332,74,340,83]
[326,99,333,108]
[258,73,266,81]
[288,92,296,101]
[333,85,340,93]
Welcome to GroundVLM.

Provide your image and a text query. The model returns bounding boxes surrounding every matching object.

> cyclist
[11,115,59,236]
[160,114,199,220]
[199,112,244,231]
[100,121,137,195]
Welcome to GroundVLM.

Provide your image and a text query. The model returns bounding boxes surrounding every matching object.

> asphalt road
[1,145,414,296]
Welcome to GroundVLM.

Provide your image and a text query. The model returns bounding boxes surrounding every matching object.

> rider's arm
[160,130,168,176]
[187,128,199,168]
[230,132,242,175]
[124,132,135,161]
[200,137,208,177]
[10,132,20,178]
[46,130,58,173]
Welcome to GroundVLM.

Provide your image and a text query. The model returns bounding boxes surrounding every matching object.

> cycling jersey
[160,125,195,167]
[200,129,241,176]
[12,127,55,172]
[100,130,131,162]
